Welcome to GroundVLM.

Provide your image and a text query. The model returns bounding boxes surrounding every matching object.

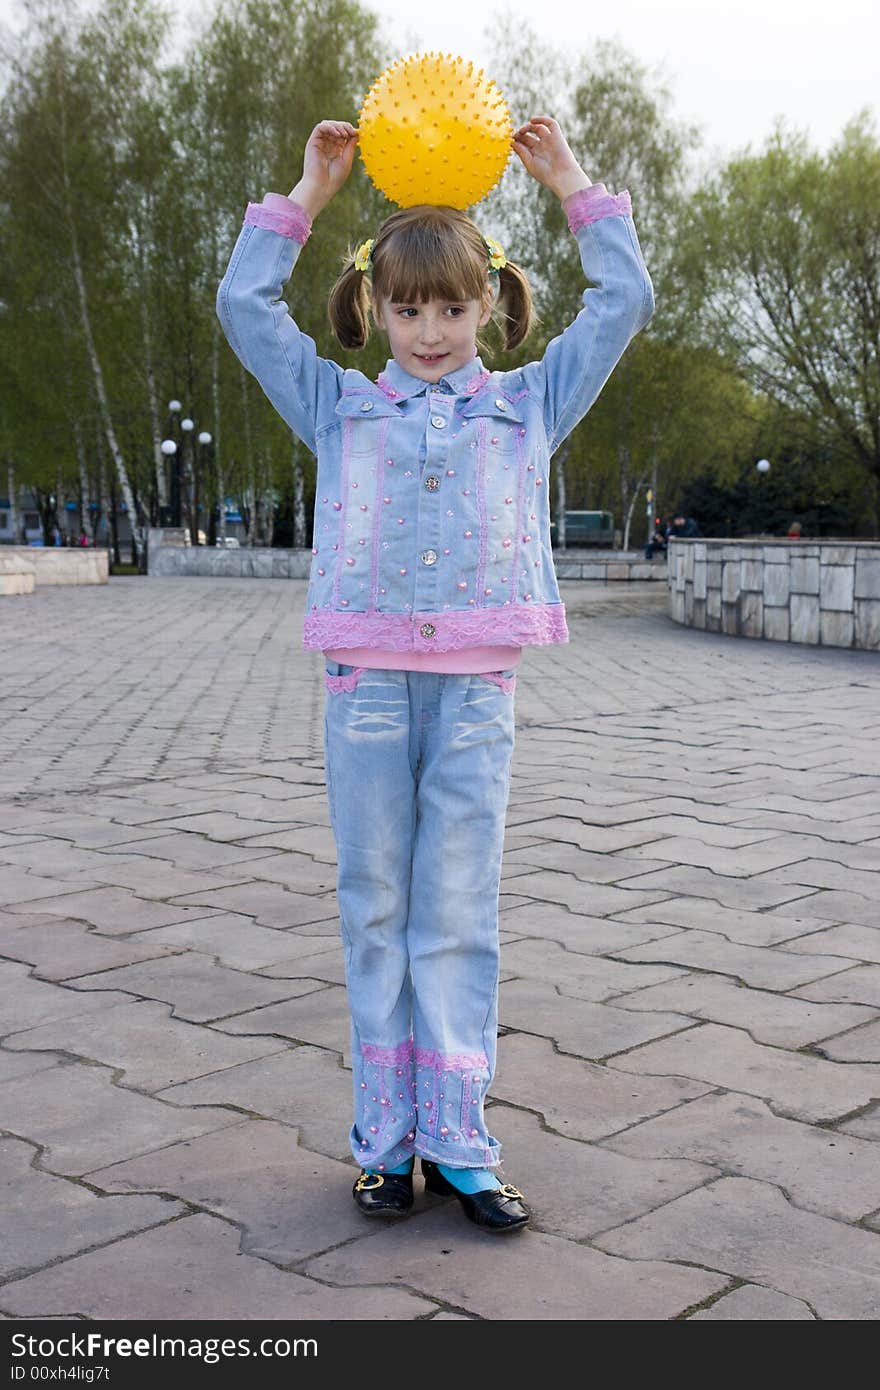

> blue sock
[366,1157,413,1175]
[436,1163,501,1193]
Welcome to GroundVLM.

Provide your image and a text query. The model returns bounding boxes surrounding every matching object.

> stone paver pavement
[1,576,879,1320]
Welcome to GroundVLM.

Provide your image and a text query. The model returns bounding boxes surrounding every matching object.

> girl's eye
[447,306,465,317]
[398,307,418,317]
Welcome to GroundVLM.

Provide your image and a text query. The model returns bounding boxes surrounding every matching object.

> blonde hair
[328,204,533,352]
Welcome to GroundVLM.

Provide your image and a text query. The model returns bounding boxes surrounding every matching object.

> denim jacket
[216,186,654,654]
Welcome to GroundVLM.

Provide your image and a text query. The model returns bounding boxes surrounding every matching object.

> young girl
[217,114,653,1235]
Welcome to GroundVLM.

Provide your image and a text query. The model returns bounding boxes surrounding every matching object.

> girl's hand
[512,116,591,201]
[288,120,358,219]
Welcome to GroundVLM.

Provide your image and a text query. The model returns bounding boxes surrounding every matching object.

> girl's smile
[373,296,492,383]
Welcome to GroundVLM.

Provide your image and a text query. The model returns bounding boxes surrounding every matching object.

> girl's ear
[478,293,493,329]
[371,293,386,332]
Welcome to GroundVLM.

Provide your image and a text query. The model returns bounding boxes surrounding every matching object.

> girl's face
[373,294,492,384]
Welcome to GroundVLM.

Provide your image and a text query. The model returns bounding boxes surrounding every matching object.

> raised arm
[512,116,655,452]
[215,122,359,453]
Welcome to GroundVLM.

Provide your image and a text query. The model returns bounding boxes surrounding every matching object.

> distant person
[787,520,802,538]
[669,514,701,540]
[645,514,672,560]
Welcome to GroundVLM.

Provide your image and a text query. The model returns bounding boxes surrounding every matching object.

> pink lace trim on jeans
[478,671,516,694]
[304,603,569,651]
[244,201,311,244]
[325,666,367,693]
[415,1047,490,1073]
[361,1040,414,1066]
[564,184,633,233]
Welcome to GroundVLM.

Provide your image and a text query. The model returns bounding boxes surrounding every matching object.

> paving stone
[0,1135,184,1280]
[147,811,304,842]
[492,1032,712,1141]
[1,865,101,905]
[614,897,835,947]
[0,915,178,981]
[257,947,347,985]
[157,1046,353,1161]
[0,1213,434,1320]
[509,815,677,853]
[223,853,339,895]
[5,999,287,1090]
[484,1106,713,1238]
[500,902,684,958]
[1,816,171,849]
[500,978,692,1059]
[595,1177,880,1320]
[0,1050,61,1083]
[0,962,133,1037]
[493,870,669,917]
[602,1092,880,1221]
[690,1285,815,1319]
[795,965,880,1008]
[615,836,814,877]
[783,922,880,962]
[87,1120,374,1263]
[497,936,688,1000]
[304,1212,727,1320]
[602,864,817,911]
[610,929,853,990]
[815,1019,880,1062]
[0,1062,239,1173]
[64,860,254,899]
[609,1022,880,1122]
[611,972,877,1046]
[164,878,338,928]
[95,832,284,871]
[214,985,350,1053]
[502,841,673,882]
[127,913,334,971]
[4,885,221,935]
[65,952,326,1022]
[1,841,149,880]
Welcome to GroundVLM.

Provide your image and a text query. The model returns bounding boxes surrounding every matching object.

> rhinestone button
[425,475,441,491]
[494,398,507,411]
[360,400,374,412]
[421,549,438,566]
[431,415,446,428]
[420,622,436,638]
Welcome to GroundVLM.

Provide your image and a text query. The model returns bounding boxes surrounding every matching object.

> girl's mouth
[416,353,447,363]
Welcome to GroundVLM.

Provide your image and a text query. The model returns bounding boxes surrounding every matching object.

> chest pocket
[460,393,525,461]
[325,393,402,458]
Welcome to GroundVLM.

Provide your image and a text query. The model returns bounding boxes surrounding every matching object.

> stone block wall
[668,539,880,652]
[147,532,666,583]
[0,548,107,589]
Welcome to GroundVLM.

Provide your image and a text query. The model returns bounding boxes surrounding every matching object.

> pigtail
[328,260,372,350]
[494,261,534,351]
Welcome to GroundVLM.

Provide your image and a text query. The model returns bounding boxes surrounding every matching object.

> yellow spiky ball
[358,52,513,209]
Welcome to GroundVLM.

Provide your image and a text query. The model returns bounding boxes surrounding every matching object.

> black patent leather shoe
[352,1168,414,1217]
[421,1160,531,1233]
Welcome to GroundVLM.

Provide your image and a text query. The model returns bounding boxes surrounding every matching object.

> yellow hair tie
[484,235,507,271]
[354,238,374,273]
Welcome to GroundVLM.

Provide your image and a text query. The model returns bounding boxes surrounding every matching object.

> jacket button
[420,622,436,638]
[494,398,507,411]
[425,475,441,491]
[360,400,374,412]
[431,415,447,428]
[421,549,438,565]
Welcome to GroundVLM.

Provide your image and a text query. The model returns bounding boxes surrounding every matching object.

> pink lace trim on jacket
[325,666,367,693]
[303,603,569,651]
[244,200,311,245]
[564,184,633,233]
[361,1040,414,1066]
[415,1046,490,1073]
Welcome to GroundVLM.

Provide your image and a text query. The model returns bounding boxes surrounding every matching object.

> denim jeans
[323,660,517,1171]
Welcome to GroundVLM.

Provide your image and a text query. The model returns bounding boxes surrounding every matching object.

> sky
[1,0,875,165]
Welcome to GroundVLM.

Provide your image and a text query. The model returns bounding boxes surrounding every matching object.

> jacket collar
[377,356,488,401]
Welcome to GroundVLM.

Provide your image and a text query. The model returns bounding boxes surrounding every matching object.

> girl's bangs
[376,229,487,305]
